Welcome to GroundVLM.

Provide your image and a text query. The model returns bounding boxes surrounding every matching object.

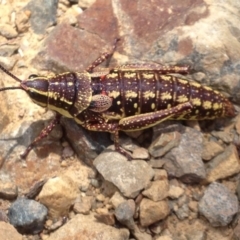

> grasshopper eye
[28,74,39,79]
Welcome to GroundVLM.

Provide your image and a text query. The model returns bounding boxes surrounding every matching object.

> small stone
[93,151,154,198]
[96,193,105,202]
[115,200,135,229]
[15,10,31,33]
[148,132,181,158]
[0,210,8,222]
[38,175,79,218]
[199,182,238,226]
[156,236,173,240]
[188,201,198,212]
[175,203,189,220]
[211,130,234,143]
[73,196,92,215]
[91,179,101,188]
[154,169,168,181]
[132,147,149,159]
[202,140,224,161]
[168,185,184,199]
[206,144,240,182]
[110,191,127,209]
[164,127,206,180]
[142,179,169,201]
[46,214,129,240]
[0,56,17,70]
[0,24,18,38]
[139,198,170,227]
[0,44,18,57]
[94,212,115,226]
[0,222,22,240]
[148,158,166,168]
[0,181,18,200]
[24,0,58,34]
[8,198,47,234]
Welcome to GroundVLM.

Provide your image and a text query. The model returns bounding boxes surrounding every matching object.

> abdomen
[93,70,235,119]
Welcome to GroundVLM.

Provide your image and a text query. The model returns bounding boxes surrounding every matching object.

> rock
[0,24,18,39]
[206,144,240,182]
[148,131,181,158]
[199,182,238,227]
[94,212,115,226]
[139,198,170,227]
[61,118,111,166]
[15,10,31,33]
[93,151,154,198]
[201,140,224,161]
[110,191,127,209]
[153,169,168,181]
[38,175,79,218]
[0,56,17,70]
[8,198,47,234]
[0,44,18,57]
[156,236,173,240]
[132,147,149,159]
[168,185,184,199]
[24,0,58,34]
[78,0,96,9]
[115,199,135,229]
[142,179,169,201]
[175,203,189,220]
[148,158,166,168]
[0,222,22,240]
[188,200,199,214]
[164,127,206,181]
[46,213,129,240]
[0,180,18,200]
[211,131,234,144]
[73,196,93,215]
[0,210,8,222]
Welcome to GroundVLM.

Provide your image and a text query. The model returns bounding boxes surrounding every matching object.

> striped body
[91,70,234,121]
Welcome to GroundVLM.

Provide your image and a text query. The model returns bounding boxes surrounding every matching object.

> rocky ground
[0,0,240,239]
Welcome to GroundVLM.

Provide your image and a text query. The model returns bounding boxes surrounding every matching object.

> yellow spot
[107,73,118,78]
[151,103,155,110]
[161,92,172,100]
[134,103,138,108]
[117,101,121,105]
[67,82,73,86]
[191,98,201,106]
[203,101,212,109]
[125,91,138,98]
[178,79,188,84]
[108,90,120,98]
[190,82,201,88]
[142,73,154,79]
[167,104,171,109]
[195,110,199,114]
[161,75,171,81]
[203,86,212,91]
[213,102,222,110]
[177,95,188,103]
[124,73,136,79]
[144,91,155,99]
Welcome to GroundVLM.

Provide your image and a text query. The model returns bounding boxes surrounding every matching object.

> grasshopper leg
[82,102,192,159]
[118,102,193,131]
[86,38,120,73]
[20,114,61,159]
